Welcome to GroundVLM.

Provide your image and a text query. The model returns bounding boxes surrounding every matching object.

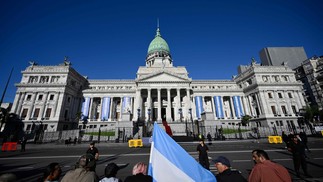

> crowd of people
[1,131,313,181]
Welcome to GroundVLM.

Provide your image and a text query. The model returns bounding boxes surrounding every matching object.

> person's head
[199,139,204,144]
[213,156,231,173]
[132,162,147,175]
[252,149,270,164]
[90,142,95,148]
[78,154,96,171]
[43,162,62,181]
[105,163,119,178]
[292,135,299,143]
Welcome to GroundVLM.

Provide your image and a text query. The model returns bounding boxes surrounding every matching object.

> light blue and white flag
[148,122,216,182]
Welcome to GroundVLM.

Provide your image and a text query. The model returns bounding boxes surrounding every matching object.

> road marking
[17,167,34,170]
[1,148,323,160]
[233,159,251,162]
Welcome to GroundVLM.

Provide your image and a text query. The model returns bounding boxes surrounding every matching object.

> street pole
[189,108,194,137]
[147,108,151,136]
[0,67,14,107]
[137,108,140,138]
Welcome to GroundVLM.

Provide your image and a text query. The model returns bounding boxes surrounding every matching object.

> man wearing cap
[213,156,247,182]
[87,142,99,161]
[61,154,99,182]
[249,149,291,182]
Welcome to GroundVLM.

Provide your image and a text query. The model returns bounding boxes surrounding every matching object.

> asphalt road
[1,137,323,182]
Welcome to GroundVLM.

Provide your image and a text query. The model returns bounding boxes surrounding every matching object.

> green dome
[147,28,170,54]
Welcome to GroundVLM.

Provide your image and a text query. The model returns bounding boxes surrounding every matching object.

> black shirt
[216,169,247,182]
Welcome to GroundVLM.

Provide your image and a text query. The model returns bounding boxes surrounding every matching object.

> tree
[304,105,320,124]
[0,107,9,131]
[241,115,252,126]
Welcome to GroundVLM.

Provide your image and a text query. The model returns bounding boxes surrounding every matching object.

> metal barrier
[1,142,18,152]
[128,139,143,148]
[268,136,283,144]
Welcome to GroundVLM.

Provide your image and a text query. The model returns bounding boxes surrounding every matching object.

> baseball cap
[212,156,231,167]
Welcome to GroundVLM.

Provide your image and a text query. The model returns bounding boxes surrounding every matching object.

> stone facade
[11,28,307,137]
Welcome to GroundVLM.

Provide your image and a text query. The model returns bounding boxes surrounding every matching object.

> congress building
[10,27,307,138]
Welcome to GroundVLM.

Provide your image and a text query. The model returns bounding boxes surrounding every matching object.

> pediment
[139,71,189,82]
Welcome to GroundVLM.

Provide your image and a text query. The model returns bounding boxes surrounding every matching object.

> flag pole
[0,67,14,107]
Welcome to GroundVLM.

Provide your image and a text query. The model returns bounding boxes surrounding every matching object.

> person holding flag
[148,122,216,182]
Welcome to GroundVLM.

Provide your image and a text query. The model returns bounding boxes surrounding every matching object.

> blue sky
[1,0,323,103]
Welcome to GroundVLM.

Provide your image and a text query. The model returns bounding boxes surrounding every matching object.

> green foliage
[222,128,250,134]
[304,105,319,123]
[84,131,115,136]
[0,107,9,131]
[241,115,252,126]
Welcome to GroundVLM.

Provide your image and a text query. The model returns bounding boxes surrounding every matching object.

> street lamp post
[147,108,151,136]
[189,108,194,137]
[137,108,140,138]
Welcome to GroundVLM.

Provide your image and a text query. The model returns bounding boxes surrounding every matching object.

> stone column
[230,96,236,119]
[273,91,282,115]
[177,89,181,121]
[186,89,191,119]
[109,97,114,121]
[27,93,37,120]
[88,97,93,121]
[293,91,302,110]
[247,95,254,116]
[15,92,25,116]
[259,91,269,114]
[220,96,225,119]
[210,96,216,119]
[147,89,151,120]
[255,93,264,115]
[241,96,250,116]
[99,97,103,121]
[297,91,306,106]
[40,92,48,118]
[11,92,22,114]
[284,91,292,115]
[157,89,162,121]
[40,92,49,119]
[120,97,123,120]
[53,92,59,118]
[167,89,172,122]
[133,89,141,120]
[192,96,196,119]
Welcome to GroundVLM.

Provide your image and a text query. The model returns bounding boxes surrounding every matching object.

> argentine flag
[148,122,216,182]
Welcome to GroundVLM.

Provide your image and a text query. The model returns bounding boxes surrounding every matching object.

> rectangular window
[291,105,297,114]
[281,106,287,115]
[26,95,32,101]
[38,95,43,101]
[49,94,54,100]
[64,110,68,119]
[271,106,277,115]
[268,93,273,98]
[45,108,52,119]
[279,120,283,126]
[26,124,32,131]
[278,93,283,98]
[288,93,293,98]
[33,108,40,119]
[21,109,28,119]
